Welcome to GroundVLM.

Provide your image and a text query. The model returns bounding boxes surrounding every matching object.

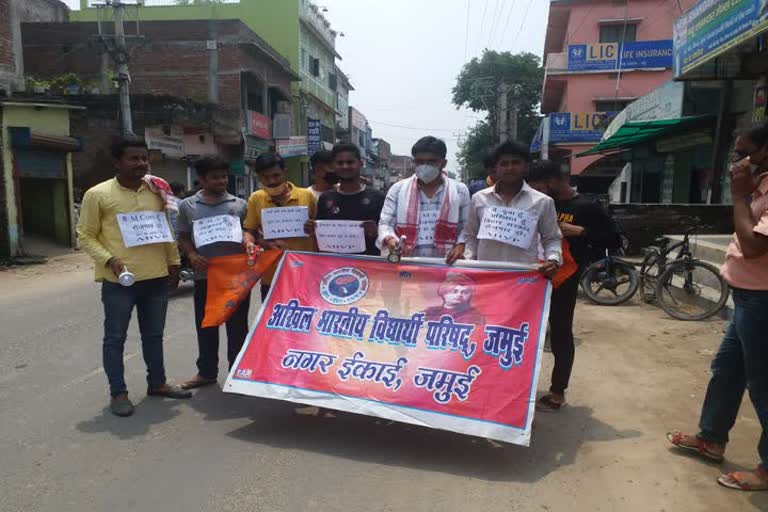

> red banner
[225,252,551,445]
[249,110,271,140]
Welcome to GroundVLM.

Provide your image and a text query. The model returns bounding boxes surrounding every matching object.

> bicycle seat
[653,236,669,247]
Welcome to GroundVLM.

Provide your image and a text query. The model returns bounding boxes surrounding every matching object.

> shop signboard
[549,112,616,143]
[249,111,271,140]
[277,136,308,158]
[602,81,685,141]
[674,0,768,77]
[307,118,322,155]
[568,40,673,72]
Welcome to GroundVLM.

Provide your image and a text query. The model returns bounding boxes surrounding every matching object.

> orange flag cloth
[552,239,579,289]
[202,250,283,328]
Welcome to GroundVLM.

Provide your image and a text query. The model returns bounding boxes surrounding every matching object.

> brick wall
[0,0,16,92]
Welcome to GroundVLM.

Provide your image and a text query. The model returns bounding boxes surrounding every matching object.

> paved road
[1,253,765,512]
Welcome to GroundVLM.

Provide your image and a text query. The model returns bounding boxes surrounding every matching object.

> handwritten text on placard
[477,207,538,249]
[262,206,309,240]
[193,215,243,248]
[117,211,175,248]
[316,220,366,254]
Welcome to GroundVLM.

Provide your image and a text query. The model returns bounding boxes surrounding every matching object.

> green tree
[453,50,543,179]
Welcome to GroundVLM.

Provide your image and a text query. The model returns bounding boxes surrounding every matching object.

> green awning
[576,115,715,157]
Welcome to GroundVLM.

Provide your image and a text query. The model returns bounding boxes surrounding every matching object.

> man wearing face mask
[243,153,317,301]
[308,143,385,255]
[308,150,339,199]
[377,136,471,261]
[667,122,768,492]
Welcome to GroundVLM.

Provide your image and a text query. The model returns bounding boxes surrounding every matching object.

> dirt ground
[1,253,766,512]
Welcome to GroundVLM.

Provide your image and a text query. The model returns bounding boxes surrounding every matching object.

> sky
[61,0,550,173]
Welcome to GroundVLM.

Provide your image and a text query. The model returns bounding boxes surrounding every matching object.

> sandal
[536,394,564,412]
[717,468,768,491]
[666,430,725,462]
[180,376,218,390]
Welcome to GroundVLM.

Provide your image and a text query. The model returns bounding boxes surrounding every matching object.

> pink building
[541,0,698,183]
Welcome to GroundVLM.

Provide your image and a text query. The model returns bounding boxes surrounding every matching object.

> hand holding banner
[226,252,552,446]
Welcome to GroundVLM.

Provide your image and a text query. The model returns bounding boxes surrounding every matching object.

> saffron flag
[225,252,552,446]
[202,250,282,328]
[552,239,579,289]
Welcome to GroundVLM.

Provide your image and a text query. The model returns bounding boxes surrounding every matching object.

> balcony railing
[545,52,568,74]
[86,1,239,7]
[300,2,336,50]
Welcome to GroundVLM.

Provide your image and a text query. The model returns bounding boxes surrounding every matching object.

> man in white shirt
[377,136,470,261]
[460,141,562,275]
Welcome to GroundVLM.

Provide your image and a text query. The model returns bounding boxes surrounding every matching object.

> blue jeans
[698,288,768,469]
[101,278,169,397]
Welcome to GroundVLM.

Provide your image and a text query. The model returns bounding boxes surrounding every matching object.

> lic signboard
[550,112,616,144]
[568,40,673,71]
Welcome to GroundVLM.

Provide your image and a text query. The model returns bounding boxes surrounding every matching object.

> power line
[475,0,490,55]
[486,0,503,50]
[464,0,471,61]
[512,0,534,49]
[369,120,465,133]
[494,0,517,49]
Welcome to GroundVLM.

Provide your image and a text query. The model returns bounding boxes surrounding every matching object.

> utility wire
[486,0,503,50]
[512,0,535,49]
[494,0,517,49]
[369,121,464,133]
[464,0,472,61]
[475,0,490,55]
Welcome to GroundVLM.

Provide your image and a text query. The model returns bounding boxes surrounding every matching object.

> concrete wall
[0,0,69,94]
[545,0,700,175]
[1,103,74,257]
[609,203,734,255]
[74,0,300,72]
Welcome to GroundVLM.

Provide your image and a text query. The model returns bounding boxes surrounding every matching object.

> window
[594,100,632,112]
[301,48,307,71]
[599,23,637,44]
[310,57,320,78]
[329,73,338,91]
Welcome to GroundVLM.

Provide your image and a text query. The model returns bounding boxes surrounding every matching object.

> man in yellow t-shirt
[243,153,317,302]
[77,137,191,418]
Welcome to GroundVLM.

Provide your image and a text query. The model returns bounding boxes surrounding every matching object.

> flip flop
[717,469,768,491]
[536,395,564,412]
[180,377,218,390]
[666,430,725,462]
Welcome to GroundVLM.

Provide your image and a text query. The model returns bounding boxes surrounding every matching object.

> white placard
[261,206,309,240]
[477,207,538,249]
[116,211,175,248]
[417,209,439,245]
[315,220,366,254]
[193,214,243,248]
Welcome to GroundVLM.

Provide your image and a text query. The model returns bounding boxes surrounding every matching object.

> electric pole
[94,1,137,136]
[113,2,133,136]
[496,82,518,143]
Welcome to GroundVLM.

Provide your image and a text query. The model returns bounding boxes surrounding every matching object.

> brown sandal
[717,468,768,491]
[666,430,725,462]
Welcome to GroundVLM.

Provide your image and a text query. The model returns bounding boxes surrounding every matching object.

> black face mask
[324,173,340,185]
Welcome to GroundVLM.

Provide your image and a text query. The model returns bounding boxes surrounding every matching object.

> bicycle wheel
[655,259,730,321]
[580,259,639,306]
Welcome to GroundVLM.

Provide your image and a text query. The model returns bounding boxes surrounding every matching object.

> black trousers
[193,279,251,379]
[261,283,271,303]
[548,273,580,395]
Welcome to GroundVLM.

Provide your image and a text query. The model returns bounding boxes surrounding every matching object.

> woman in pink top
[667,123,768,491]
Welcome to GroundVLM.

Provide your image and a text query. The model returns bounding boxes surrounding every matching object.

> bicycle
[639,228,730,321]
